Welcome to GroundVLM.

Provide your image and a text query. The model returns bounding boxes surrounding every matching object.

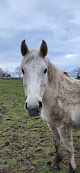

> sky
[0,0,80,74]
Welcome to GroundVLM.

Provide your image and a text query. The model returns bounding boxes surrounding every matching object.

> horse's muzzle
[25,101,42,117]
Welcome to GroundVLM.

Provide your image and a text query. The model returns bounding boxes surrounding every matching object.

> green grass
[0,80,80,173]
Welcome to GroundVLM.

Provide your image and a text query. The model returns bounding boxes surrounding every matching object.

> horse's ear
[21,40,29,56]
[40,40,48,58]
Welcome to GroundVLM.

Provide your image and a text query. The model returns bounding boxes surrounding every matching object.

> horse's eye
[44,68,48,73]
[22,69,25,74]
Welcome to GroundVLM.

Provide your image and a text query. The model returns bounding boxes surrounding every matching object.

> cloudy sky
[0,0,80,73]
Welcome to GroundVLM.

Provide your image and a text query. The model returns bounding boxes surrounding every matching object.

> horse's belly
[73,104,80,128]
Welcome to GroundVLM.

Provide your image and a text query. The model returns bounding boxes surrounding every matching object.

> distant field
[0,80,80,173]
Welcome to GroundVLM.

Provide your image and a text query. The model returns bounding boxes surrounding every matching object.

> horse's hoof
[69,164,76,173]
[69,169,76,173]
[50,163,60,170]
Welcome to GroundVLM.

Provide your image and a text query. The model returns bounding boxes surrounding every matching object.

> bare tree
[0,68,11,79]
[15,67,20,79]
[0,68,4,77]
[69,68,80,79]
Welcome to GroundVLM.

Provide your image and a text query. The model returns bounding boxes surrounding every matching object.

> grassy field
[0,80,80,173]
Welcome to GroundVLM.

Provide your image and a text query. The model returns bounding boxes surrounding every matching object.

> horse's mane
[46,58,59,85]
[46,59,71,86]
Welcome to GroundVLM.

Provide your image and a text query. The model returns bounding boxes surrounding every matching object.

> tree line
[0,68,11,79]
[0,67,80,79]
[0,67,20,79]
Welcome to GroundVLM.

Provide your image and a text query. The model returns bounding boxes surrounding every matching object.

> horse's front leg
[48,125,63,170]
[57,125,76,173]
[51,128,63,170]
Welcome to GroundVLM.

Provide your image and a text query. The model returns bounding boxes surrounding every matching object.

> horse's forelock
[18,50,39,74]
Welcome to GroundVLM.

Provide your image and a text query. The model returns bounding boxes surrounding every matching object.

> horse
[19,40,80,173]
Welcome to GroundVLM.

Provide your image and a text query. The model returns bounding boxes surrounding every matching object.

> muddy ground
[0,80,80,173]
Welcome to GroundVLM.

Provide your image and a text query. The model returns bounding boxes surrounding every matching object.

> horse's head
[20,40,48,117]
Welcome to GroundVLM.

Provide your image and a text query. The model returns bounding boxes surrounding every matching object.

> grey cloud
[0,0,80,72]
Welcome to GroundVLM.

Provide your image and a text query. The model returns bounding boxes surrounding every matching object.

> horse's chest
[41,101,71,127]
[41,104,61,125]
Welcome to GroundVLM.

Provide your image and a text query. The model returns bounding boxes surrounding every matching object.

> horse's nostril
[25,101,42,112]
[25,102,27,109]
[39,101,42,109]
